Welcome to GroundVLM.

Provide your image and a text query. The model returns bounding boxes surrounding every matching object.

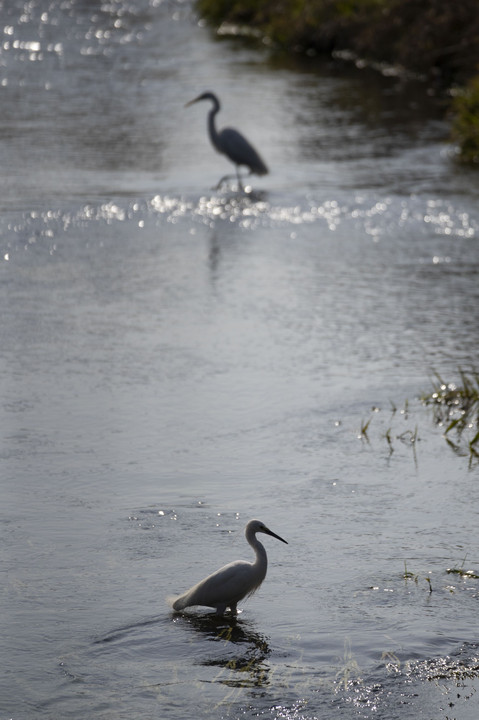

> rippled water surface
[1,1,479,719]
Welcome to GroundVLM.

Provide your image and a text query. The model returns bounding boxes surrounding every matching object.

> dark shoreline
[195,0,479,163]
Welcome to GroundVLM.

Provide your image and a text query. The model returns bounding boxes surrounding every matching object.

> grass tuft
[422,369,479,466]
[358,416,372,441]
[446,555,479,579]
[403,561,432,592]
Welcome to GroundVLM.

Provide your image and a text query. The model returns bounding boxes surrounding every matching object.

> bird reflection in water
[174,612,272,689]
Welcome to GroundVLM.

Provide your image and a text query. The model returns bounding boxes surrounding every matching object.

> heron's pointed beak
[185,96,200,108]
[264,527,288,544]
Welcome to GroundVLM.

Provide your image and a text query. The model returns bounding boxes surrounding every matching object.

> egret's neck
[249,534,268,575]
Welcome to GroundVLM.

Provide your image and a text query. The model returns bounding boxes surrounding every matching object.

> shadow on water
[172,611,273,689]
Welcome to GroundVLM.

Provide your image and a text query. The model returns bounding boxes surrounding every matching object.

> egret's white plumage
[170,519,287,615]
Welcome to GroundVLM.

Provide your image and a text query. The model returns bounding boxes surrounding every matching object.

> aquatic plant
[334,639,362,691]
[421,369,479,466]
[403,562,433,592]
[358,415,373,442]
[354,370,479,467]
[404,557,479,598]
[446,555,479,580]
[383,427,394,455]
[403,561,417,583]
[355,401,419,463]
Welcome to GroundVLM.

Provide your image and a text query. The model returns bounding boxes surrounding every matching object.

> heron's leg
[214,171,246,192]
[235,166,245,192]
[214,603,227,615]
[228,602,238,615]
[214,174,235,191]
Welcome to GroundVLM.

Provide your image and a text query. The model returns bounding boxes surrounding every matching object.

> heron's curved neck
[207,100,221,152]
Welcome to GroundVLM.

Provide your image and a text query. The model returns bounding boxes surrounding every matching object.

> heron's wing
[218,128,268,175]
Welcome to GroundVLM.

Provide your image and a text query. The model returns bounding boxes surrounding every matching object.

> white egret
[185,91,269,190]
[170,519,287,615]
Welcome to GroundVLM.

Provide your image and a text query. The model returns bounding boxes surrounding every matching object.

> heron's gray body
[186,91,269,189]
[211,126,268,175]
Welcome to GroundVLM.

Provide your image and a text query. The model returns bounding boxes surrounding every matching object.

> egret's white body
[170,519,287,615]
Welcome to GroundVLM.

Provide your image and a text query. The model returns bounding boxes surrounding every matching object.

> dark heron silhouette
[186,91,269,190]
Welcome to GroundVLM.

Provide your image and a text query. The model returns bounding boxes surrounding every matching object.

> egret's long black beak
[264,527,288,544]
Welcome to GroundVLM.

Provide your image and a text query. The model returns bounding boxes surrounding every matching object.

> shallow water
[1,1,479,719]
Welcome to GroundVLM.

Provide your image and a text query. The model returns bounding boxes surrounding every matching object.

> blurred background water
[1,1,478,719]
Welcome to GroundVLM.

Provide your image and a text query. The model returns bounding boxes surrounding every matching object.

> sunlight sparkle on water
[424,201,476,237]
[147,193,479,241]
[272,700,314,720]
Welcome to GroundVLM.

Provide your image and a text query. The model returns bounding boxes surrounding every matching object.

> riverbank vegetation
[195,0,479,163]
